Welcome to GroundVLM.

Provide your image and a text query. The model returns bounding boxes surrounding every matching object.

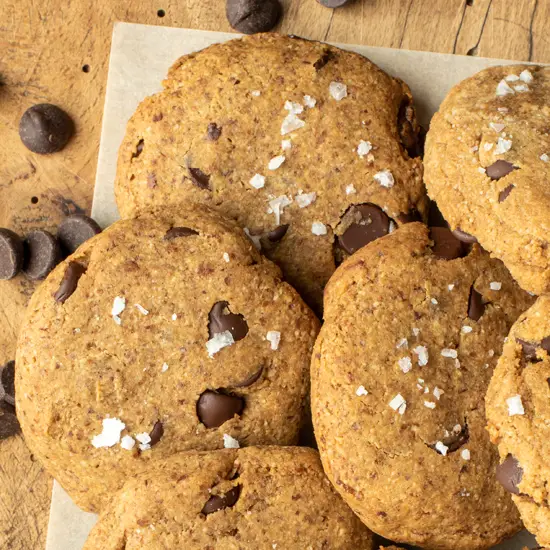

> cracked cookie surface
[311,223,533,550]
[114,33,426,313]
[424,65,550,295]
[15,204,319,512]
[82,447,374,550]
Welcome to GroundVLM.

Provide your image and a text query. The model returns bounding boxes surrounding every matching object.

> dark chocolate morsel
[0,401,20,440]
[338,204,391,255]
[427,201,449,228]
[207,123,222,141]
[23,230,61,280]
[498,184,515,203]
[468,286,485,321]
[149,421,164,447]
[208,301,248,341]
[202,485,241,515]
[232,366,264,388]
[517,337,550,362]
[197,390,244,428]
[53,261,87,303]
[57,214,101,254]
[429,227,467,260]
[267,224,289,243]
[486,160,517,181]
[452,228,478,244]
[19,104,74,154]
[397,209,422,224]
[164,227,199,240]
[1,360,15,407]
[317,0,350,7]
[496,454,523,494]
[226,0,282,34]
[188,167,211,190]
[132,139,144,159]
[313,50,334,71]
[0,229,24,280]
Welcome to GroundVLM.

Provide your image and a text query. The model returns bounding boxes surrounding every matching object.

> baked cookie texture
[486,295,550,548]
[82,447,374,550]
[114,33,426,312]
[15,204,319,513]
[424,64,550,295]
[311,223,534,550]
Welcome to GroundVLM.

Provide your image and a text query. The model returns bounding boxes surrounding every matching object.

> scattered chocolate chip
[57,214,101,254]
[132,139,144,159]
[338,204,391,255]
[226,0,282,34]
[1,361,15,407]
[164,227,199,240]
[486,160,517,181]
[427,201,448,228]
[468,286,485,321]
[23,230,61,280]
[496,454,523,494]
[313,50,334,71]
[197,390,244,428]
[147,173,157,189]
[498,184,515,203]
[19,104,74,154]
[232,366,264,388]
[267,224,289,243]
[207,123,222,141]
[317,0,350,6]
[188,167,211,190]
[517,337,550,362]
[208,301,248,341]
[152,113,163,122]
[452,228,478,244]
[397,209,422,224]
[397,97,419,157]
[0,229,24,280]
[429,227,467,260]
[0,401,20,440]
[53,261,87,303]
[149,421,164,446]
[202,485,241,515]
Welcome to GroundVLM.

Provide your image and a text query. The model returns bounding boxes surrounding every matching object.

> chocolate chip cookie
[114,33,426,313]
[311,223,534,549]
[82,446,374,550]
[424,65,550,295]
[486,295,550,548]
[16,204,319,512]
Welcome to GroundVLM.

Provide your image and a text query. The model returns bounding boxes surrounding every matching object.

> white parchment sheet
[46,21,540,550]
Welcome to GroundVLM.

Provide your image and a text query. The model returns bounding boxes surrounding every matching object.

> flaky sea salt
[268,155,286,170]
[424,401,436,409]
[223,253,230,263]
[134,304,149,315]
[345,184,356,195]
[461,449,471,460]
[303,95,317,108]
[441,348,458,359]
[311,222,327,236]
[223,434,240,449]
[413,345,429,366]
[496,79,515,96]
[329,81,347,101]
[412,327,420,337]
[357,140,373,158]
[389,394,407,415]
[396,338,408,349]
[495,137,512,155]
[514,83,529,92]
[281,113,305,135]
[172,313,177,321]
[281,139,292,150]
[374,170,395,188]
[120,435,135,451]
[435,441,449,456]
[489,122,506,133]
[295,191,317,208]
[507,394,525,416]
[91,417,126,448]
[541,153,550,162]
[398,356,412,374]
[433,387,444,400]
[161,362,169,373]
[490,281,502,290]
[206,330,235,358]
[461,325,473,334]
[250,174,266,189]
[136,432,152,451]
[111,296,126,325]
[266,330,281,350]
[520,69,534,83]
[268,195,292,225]
[244,228,262,251]
[448,284,455,291]
[284,101,304,115]
[356,385,368,397]
[251,90,261,97]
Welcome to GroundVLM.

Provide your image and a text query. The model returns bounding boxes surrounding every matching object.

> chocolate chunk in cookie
[429,227,467,260]
[337,204,391,255]
[197,390,244,428]
[486,160,517,181]
[202,485,241,515]
[496,455,523,494]
[54,261,87,303]
[208,301,248,341]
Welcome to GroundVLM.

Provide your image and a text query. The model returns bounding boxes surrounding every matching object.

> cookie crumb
[329,81,347,101]
[435,441,449,456]
[389,393,407,415]
[134,303,149,315]
[413,345,429,366]
[161,362,169,373]
[120,434,135,451]
[266,330,281,350]
[250,174,266,189]
[345,184,356,195]
[206,330,235,358]
[223,433,240,449]
[490,281,502,290]
[461,449,471,460]
[374,170,395,188]
[311,222,327,236]
[356,385,368,397]
[268,155,286,170]
[91,417,126,448]
[398,356,412,374]
[506,394,525,416]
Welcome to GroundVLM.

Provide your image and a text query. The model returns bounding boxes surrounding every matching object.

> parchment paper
[47,21,540,549]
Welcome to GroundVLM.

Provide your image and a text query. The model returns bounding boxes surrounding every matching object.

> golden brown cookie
[82,447,374,550]
[487,295,550,548]
[114,33,426,313]
[312,223,534,549]
[424,65,550,295]
[16,204,319,512]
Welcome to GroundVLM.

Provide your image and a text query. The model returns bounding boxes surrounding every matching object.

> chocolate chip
[496,454,523,494]
[486,160,517,181]
[226,0,282,34]
[0,229,24,280]
[202,485,241,515]
[0,401,20,440]
[317,0,350,6]
[197,390,244,428]
[208,301,248,341]
[54,262,87,303]
[188,167,211,190]
[313,50,334,71]
[452,228,478,244]
[57,214,101,254]
[164,227,199,240]
[23,230,61,280]
[1,361,15,407]
[152,113,163,122]
[267,224,289,243]
[149,421,164,446]
[397,209,422,224]
[207,123,222,141]
[468,286,485,321]
[498,184,515,203]
[427,201,449,228]
[19,104,74,154]
[429,227,467,260]
[132,139,144,159]
[338,204,391,255]
[232,366,264,388]
[517,337,550,362]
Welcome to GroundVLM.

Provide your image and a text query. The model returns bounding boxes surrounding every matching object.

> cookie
[16,204,319,512]
[424,65,550,295]
[486,295,550,548]
[114,33,426,313]
[82,446,374,549]
[311,223,534,549]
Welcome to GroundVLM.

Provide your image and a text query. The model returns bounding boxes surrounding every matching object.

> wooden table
[1,1,548,548]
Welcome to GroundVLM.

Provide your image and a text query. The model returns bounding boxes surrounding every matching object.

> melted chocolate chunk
[132,139,144,159]
[196,390,244,428]
[468,286,485,321]
[498,184,515,203]
[164,227,199,240]
[267,224,289,243]
[429,227,467,260]
[232,366,264,388]
[496,454,523,494]
[517,337,550,362]
[337,204,391,255]
[188,167,211,190]
[202,485,241,515]
[53,261,87,303]
[208,301,248,341]
[452,228,478,244]
[207,123,222,141]
[149,421,164,446]
[313,50,334,71]
[486,160,517,181]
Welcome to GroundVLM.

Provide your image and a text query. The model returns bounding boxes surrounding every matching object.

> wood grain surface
[0,1,548,548]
